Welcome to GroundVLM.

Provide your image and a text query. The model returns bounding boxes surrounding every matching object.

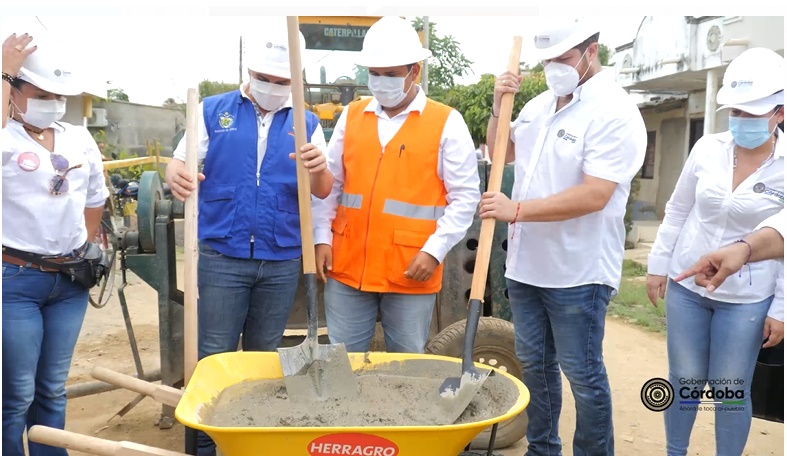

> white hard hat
[14,29,83,96]
[245,27,306,80]
[532,17,600,61]
[716,47,785,116]
[355,16,432,68]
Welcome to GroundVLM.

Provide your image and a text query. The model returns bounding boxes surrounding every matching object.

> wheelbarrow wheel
[426,316,526,449]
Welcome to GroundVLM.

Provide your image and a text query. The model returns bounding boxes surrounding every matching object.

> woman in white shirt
[646,47,784,456]
[2,32,109,456]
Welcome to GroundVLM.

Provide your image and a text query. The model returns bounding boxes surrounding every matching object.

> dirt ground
[60,267,784,456]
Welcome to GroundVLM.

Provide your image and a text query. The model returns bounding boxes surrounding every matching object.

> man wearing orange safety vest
[312,16,481,353]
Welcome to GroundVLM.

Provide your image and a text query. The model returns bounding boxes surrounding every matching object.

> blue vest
[198,90,319,260]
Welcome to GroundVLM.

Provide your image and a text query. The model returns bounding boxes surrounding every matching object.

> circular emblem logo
[266,42,273,48]
[54,69,62,77]
[17,152,40,172]
[641,377,674,412]
[557,129,565,138]
[753,182,766,193]
[731,81,738,88]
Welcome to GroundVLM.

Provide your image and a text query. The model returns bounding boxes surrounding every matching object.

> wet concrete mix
[202,358,520,428]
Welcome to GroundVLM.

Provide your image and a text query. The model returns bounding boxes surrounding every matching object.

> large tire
[426,317,527,449]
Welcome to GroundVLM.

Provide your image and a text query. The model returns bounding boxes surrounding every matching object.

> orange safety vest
[328,97,452,294]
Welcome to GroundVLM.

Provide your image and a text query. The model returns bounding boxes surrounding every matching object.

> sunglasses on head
[49,153,82,195]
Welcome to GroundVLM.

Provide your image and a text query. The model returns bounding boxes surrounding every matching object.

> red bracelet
[510,202,520,224]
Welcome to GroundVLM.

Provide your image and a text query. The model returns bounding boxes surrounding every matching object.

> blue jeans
[506,279,614,456]
[664,279,771,456]
[2,262,89,456]
[195,242,301,456]
[324,278,435,353]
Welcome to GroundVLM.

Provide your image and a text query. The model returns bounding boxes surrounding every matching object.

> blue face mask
[729,115,775,149]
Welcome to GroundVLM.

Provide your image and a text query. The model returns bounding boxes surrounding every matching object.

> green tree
[162,97,186,114]
[411,18,473,96]
[198,80,239,101]
[438,72,547,147]
[107,88,129,102]
[598,43,612,66]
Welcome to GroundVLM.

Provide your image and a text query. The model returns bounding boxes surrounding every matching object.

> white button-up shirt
[757,208,786,237]
[173,83,326,171]
[648,130,784,320]
[312,87,481,264]
[2,119,110,255]
[506,69,647,292]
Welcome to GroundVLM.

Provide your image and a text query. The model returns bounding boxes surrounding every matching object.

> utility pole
[422,16,430,95]
[239,36,243,84]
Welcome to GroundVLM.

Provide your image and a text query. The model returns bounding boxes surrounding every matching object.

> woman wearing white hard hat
[164,24,332,456]
[2,31,110,456]
[312,16,480,355]
[647,47,784,455]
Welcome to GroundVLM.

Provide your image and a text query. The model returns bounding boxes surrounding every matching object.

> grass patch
[608,260,666,334]
[621,259,647,277]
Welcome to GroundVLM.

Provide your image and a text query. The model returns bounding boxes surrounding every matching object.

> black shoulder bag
[2,243,109,289]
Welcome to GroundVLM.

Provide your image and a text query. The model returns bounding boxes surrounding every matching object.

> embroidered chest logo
[557,129,578,144]
[218,111,235,129]
[753,182,784,203]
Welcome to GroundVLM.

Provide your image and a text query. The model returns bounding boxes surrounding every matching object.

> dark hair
[574,32,600,54]
[10,77,26,90]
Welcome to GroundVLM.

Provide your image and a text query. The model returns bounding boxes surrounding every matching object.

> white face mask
[19,98,66,129]
[249,79,291,112]
[368,70,413,108]
[543,49,590,97]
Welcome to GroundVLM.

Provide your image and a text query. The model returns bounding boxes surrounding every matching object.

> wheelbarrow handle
[91,366,183,407]
[27,425,189,456]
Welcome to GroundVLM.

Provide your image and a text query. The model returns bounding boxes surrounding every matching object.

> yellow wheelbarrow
[28,352,529,456]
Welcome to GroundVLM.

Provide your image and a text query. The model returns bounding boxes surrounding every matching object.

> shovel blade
[278,342,357,402]
[437,367,492,424]
[277,343,313,378]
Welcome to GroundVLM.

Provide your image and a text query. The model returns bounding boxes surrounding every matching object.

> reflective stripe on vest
[327,96,453,294]
[339,192,363,209]
[383,199,445,221]
[339,193,446,221]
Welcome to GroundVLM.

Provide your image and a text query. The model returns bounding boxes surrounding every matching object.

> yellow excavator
[297,16,427,141]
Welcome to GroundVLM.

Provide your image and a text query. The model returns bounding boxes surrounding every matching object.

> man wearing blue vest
[165,28,331,456]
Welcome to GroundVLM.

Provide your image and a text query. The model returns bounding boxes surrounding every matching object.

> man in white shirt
[311,16,480,354]
[480,18,646,455]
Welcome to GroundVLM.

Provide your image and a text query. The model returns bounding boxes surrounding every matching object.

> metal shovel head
[278,342,358,403]
[437,366,492,424]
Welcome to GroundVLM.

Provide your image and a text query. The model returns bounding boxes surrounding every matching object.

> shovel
[438,35,523,424]
[27,425,187,456]
[276,16,357,402]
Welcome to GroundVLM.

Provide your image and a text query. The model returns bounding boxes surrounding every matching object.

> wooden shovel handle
[183,87,200,385]
[286,16,316,274]
[27,425,188,456]
[91,366,183,407]
[469,36,523,301]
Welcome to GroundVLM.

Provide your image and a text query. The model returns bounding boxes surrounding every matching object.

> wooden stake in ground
[183,88,200,385]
